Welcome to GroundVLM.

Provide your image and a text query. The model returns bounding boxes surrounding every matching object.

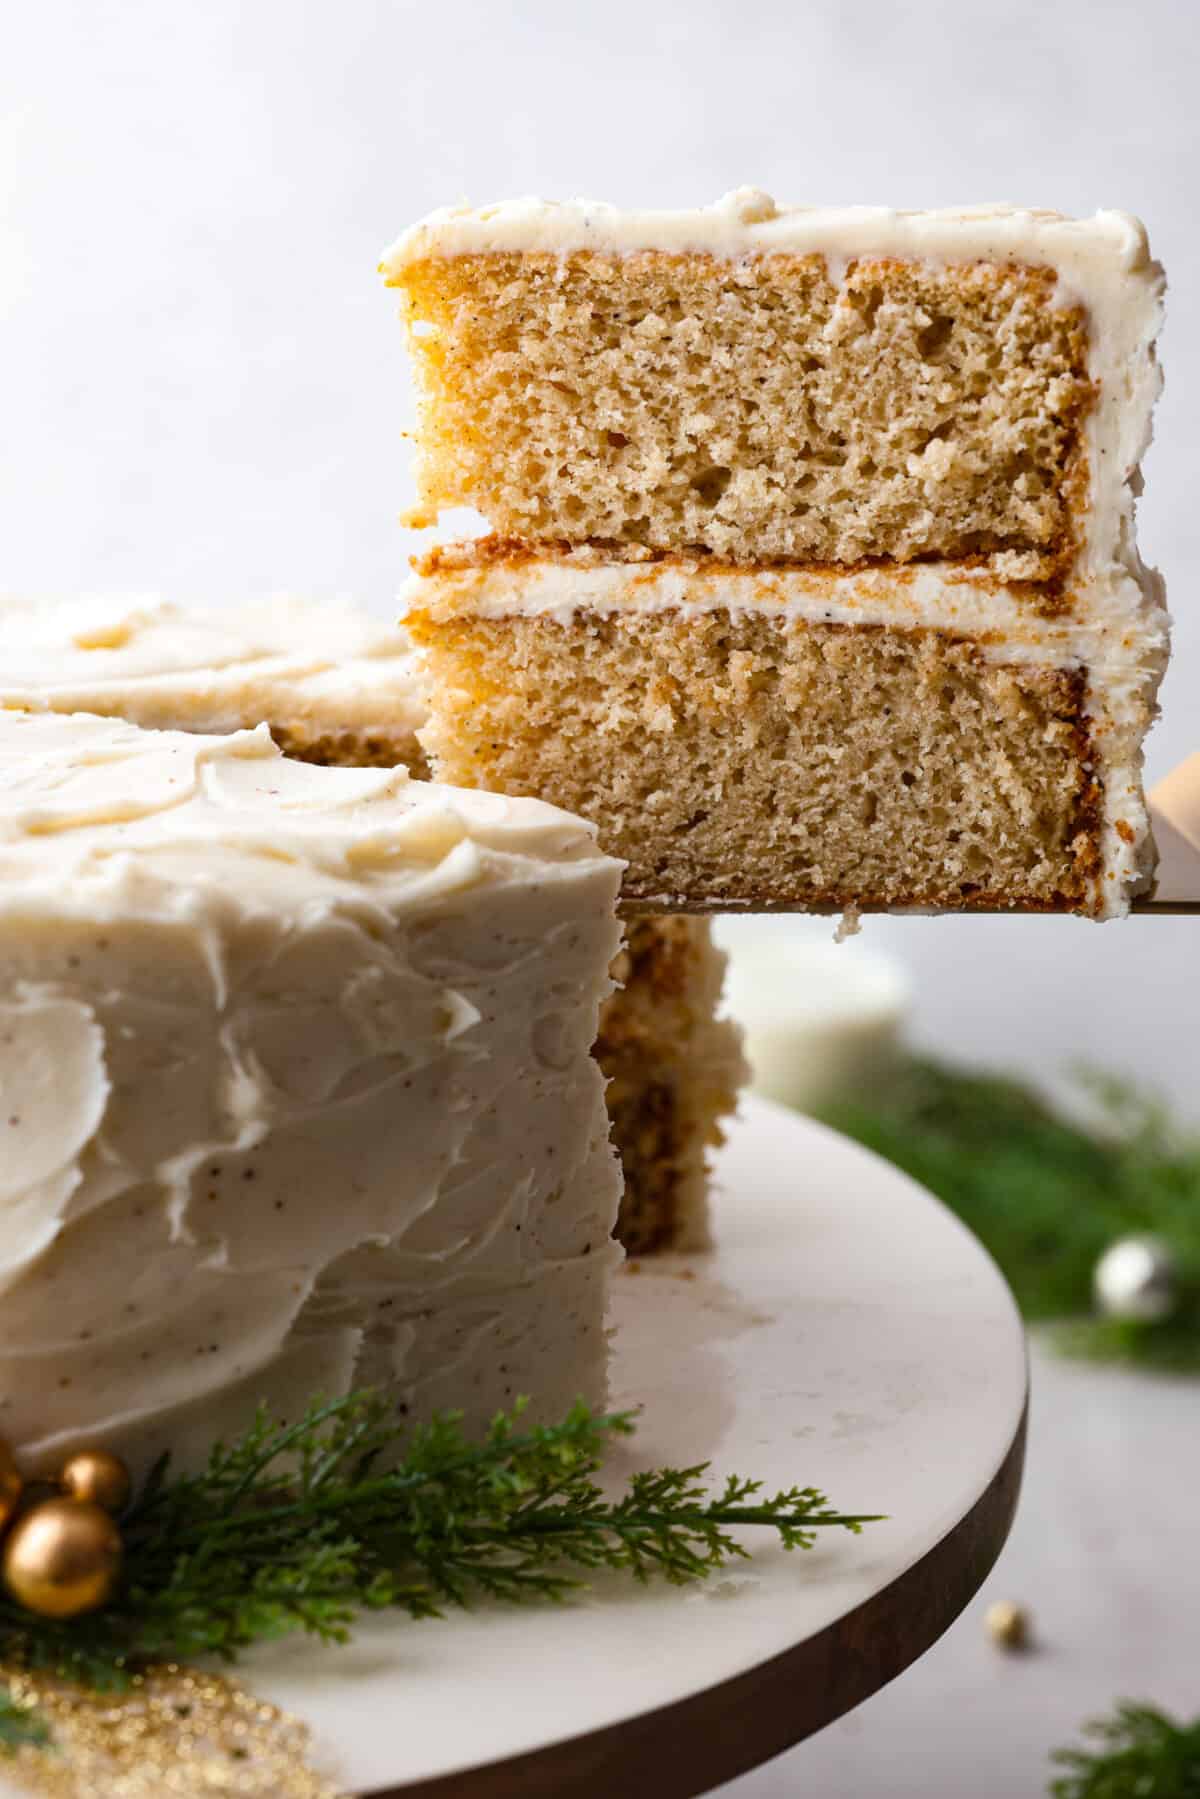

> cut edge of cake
[381,191,1163,582]
[385,190,1168,920]
[598,916,748,1254]
[401,540,1167,917]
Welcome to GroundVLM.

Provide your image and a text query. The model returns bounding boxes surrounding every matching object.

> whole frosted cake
[0,710,623,1475]
[1,595,745,1252]
[385,190,1168,918]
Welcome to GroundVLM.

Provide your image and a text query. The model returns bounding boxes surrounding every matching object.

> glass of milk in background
[715,920,911,1114]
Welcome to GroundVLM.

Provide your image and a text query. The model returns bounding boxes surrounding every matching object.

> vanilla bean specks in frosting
[0,711,624,1479]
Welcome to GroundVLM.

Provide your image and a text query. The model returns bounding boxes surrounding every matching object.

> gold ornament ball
[3,1498,123,1619]
[985,1599,1031,1650]
[59,1448,132,1515]
[0,1438,23,1531]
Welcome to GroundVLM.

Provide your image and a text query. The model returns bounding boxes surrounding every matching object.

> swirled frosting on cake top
[0,596,425,746]
[0,712,624,1474]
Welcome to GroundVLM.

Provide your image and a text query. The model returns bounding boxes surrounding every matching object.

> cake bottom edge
[408,606,1152,922]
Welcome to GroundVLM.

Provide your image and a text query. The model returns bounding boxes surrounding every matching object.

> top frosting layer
[0,597,425,741]
[0,710,606,905]
[382,187,1155,281]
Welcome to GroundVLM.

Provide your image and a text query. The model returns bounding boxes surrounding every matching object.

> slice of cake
[0,709,623,1475]
[383,191,1168,918]
[2,595,745,1252]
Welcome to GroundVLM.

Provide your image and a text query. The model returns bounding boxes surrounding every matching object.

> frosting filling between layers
[385,190,1165,914]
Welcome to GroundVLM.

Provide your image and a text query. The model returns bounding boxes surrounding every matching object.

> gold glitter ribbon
[0,1665,342,1798]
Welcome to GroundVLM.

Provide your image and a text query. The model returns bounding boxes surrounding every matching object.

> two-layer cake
[386,190,1167,917]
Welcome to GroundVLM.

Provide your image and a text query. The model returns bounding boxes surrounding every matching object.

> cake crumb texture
[409,607,1103,912]
[272,723,431,779]
[597,917,745,1254]
[395,252,1091,570]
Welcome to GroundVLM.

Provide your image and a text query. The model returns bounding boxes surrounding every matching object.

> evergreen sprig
[0,1689,52,1754]
[0,1394,878,1694]
[1050,1702,1200,1797]
[818,1058,1200,1369]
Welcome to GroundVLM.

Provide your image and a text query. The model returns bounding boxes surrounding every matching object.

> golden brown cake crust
[596,917,743,1254]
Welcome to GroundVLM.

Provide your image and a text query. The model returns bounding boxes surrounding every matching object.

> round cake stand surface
[0,1098,1024,1799]
[233,1096,1027,1797]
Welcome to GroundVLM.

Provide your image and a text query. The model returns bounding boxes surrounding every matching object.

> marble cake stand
[234,1095,1027,1797]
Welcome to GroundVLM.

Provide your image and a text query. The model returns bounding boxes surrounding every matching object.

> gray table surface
[726,1343,1199,1797]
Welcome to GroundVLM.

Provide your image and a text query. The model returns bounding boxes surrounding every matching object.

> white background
[2,0,1197,1115]
[2,3,1198,1793]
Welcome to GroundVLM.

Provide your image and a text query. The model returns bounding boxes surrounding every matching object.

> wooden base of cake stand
[234,1097,1027,1798]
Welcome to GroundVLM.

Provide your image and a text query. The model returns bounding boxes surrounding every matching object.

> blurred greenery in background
[1050,1702,1200,1798]
[816,1059,1200,1372]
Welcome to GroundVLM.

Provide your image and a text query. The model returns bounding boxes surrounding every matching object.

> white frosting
[0,711,623,1474]
[0,596,426,746]
[382,188,1149,275]
[401,551,1150,653]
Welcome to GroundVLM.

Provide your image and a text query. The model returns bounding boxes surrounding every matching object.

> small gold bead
[0,1438,23,1532]
[3,1497,122,1618]
[59,1447,133,1514]
[985,1599,1031,1650]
